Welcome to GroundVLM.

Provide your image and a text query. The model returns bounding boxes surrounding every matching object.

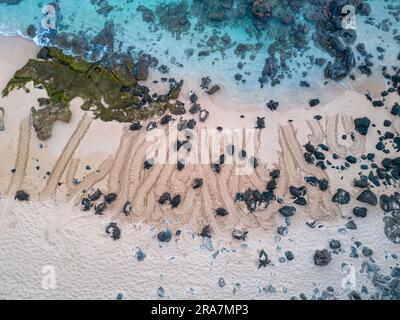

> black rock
[81,197,93,211]
[391,103,400,116]
[160,114,172,125]
[157,229,172,242]
[354,117,371,136]
[267,100,279,111]
[144,159,155,170]
[192,178,203,189]
[171,194,181,208]
[215,207,229,216]
[380,194,400,212]
[200,225,212,238]
[289,186,307,198]
[279,206,296,217]
[89,189,102,202]
[129,121,142,131]
[318,179,329,191]
[309,99,320,107]
[270,169,280,179]
[105,193,117,204]
[177,159,185,171]
[353,207,367,218]
[314,249,332,266]
[346,155,357,164]
[158,192,172,205]
[346,220,357,230]
[356,189,377,206]
[15,190,30,201]
[294,197,307,206]
[305,176,318,186]
[332,189,351,205]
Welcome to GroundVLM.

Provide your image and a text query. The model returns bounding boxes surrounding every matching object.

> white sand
[0,36,398,300]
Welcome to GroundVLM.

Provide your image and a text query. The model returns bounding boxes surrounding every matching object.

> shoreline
[0,34,399,300]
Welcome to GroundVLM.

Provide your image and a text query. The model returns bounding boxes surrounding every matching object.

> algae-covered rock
[31,101,72,140]
[2,47,186,139]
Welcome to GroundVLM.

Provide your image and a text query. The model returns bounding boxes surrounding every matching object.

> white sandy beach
[0,35,399,300]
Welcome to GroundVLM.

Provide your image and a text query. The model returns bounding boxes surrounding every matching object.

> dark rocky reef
[2,47,186,140]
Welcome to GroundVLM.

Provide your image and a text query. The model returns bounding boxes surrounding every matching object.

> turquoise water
[0,0,398,109]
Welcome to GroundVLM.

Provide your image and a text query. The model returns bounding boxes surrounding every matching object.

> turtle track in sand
[70,156,114,205]
[6,118,31,196]
[65,158,80,193]
[307,119,325,146]
[40,114,92,201]
[72,118,347,229]
[326,114,347,158]
[341,114,366,157]
[279,123,339,219]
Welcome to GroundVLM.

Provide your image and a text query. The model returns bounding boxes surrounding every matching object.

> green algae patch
[2,47,186,140]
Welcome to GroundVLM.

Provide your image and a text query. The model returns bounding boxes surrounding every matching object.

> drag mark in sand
[341,114,366,157]
[71,156,114,205]
[307,119,325,146]
[6,118,31,196]
[40,114,92,201]
[326,114,347,158]
[65,158,80,192]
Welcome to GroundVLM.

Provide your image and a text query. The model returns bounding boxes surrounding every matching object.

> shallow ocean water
[0,0,398,110]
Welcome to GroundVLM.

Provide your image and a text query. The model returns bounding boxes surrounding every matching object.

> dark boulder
[356,189,377,206]
[332,189,350,205]
[314,249,332,266]
[353,207,367,218]
[15,190,30,201]
[279,206,296,217]
[105,193,117,204]
[354,117,371,136]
